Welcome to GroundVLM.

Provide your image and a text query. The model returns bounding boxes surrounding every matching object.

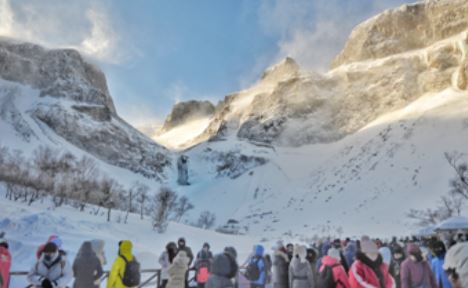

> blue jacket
[431,255,451,288]
[250,245,266,285]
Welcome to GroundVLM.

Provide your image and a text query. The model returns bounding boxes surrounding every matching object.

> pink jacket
[349,257,395,288]
[0,247,11,288]
[320,256,351,288]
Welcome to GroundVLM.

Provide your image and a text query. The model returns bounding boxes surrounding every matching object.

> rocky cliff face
[0,38,170,180]
[332,0,468,68]
[157,0,468,148]
[160,100,215,132]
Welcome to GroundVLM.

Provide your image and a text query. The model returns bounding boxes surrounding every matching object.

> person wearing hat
[205,247,239,288]
[349,236,395,288]
[400,243,437,288]
[0,233,11,288]
[273,240,289,288]
[72,241,104,288]
[430,241,451,288]
[389,244,405,288]
[288,245,316,288]
[443,242,468,288]
[27,242,72,288]
[319,247,350,288]
[177,238,193,288]
[194,243,214,288]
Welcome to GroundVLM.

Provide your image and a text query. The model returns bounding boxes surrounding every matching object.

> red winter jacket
[0,247,11,288]
[320,256,351,288]
[349,253,395,288]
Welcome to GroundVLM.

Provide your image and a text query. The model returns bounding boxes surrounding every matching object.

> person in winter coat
[167,251,190,288]
[107,240,139,288]
[264,254,273,285]
[0,235,11,288]
[205,247,239,288]
[349,237,395,288]
[177,238,194,266]
[28,242,73,288]
[36,235,65,260]
[73,241,104,288]
[320,248,350,288]
[430,241,452,288]
[333,239,350,273]
[344,241,357,268]
[443,242,468,288]
[390,244,405,288]
[306,248,319,285]
[249,245,267,288]
[195,243,214,288]
[400,243,437,288]
[289,245,316,288]
[378,247,392,269]
[273,242,289,288]
[159,242,178,288]
[286,243,294,262]
[177,238,194,288]
[90,239,107,266]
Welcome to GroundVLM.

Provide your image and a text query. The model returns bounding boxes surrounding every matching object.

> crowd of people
[0,233,468,288]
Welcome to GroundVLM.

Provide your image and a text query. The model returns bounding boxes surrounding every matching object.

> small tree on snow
[151,187,178,233]
[136,185,149,220]
[173,196,194,222]
[445,152,468,199]
[197,211,216,229]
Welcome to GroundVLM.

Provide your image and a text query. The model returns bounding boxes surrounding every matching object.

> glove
[41,278,53,288]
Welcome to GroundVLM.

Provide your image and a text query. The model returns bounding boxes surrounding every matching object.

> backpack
[196,260,210,283]
[245,256,262,281]
[119,255,141,287]
[318,264,339,288]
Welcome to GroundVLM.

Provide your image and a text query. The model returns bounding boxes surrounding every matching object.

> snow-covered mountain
[2,0,468,241]
[153,0,468,238]
[157,0,468,149]
[0,38,170,181]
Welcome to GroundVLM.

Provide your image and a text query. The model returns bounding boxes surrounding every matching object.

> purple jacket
[400,258,437,288]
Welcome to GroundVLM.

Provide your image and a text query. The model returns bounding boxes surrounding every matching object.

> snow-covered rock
[0,39,170,180]
[157,0,468,148]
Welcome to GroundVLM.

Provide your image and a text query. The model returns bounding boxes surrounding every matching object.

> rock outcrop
[157,0,468,148]
[0,39,170,180]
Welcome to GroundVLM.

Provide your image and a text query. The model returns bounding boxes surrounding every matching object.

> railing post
[156,270,161,288]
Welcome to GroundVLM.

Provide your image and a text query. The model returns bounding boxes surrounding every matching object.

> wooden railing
[10,269,162,288]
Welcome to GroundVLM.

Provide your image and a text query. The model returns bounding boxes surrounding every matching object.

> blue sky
[0,0,410,129]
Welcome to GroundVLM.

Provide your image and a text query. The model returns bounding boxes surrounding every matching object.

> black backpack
[318,264,339,288]
[245,256,262,281]
[119,255,141,286]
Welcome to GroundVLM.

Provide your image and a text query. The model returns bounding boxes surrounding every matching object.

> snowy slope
[0,187,259,287]
[164,87,468,240]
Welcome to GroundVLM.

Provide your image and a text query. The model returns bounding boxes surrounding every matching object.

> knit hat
[328,248,341,261]
[203,242,210,249]
[43,242,58,253]
[407,243,421,254]
[361,237,378,254]
[295,245,307,262]
[443,243,468,287]
[48,235,62,248]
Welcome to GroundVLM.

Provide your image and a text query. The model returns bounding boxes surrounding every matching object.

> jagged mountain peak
[0,39,170,180]
[332,0,468,68]
[0,38,116,113]
[261,57,300,83]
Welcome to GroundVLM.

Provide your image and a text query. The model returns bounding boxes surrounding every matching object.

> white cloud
[259,0,410,71]
[0,0,128,64]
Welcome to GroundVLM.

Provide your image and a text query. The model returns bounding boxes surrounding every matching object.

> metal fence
[10,269,162,288]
